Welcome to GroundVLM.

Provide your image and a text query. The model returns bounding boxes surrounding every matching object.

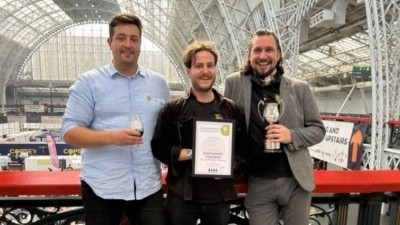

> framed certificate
[192,118,235,178]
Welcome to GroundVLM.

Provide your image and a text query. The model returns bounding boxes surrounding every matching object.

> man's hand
[265,124,292,144]
[110,128,144,146]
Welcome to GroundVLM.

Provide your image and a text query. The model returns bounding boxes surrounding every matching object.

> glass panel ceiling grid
[298,32,371,79]
[0,0,374,89]
[0,0,71,46]
[117,0,174,43]
[22,23,182,85]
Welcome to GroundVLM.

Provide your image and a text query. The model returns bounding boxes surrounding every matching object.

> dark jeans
[165,192,230,225]
[81,180,165,225]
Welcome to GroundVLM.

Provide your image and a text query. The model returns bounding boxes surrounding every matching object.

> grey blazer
[224,72,326,192]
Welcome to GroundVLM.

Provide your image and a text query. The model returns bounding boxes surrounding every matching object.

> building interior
[0,0,399,224]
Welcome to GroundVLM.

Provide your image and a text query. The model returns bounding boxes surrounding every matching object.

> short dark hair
[182,40,218,68]
[240,29,284,75]
[109,12,142,38]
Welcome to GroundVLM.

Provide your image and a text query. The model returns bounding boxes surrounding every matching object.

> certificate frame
[192,118,236,178]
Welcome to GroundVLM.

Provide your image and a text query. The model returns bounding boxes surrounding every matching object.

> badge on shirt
[275,94,281,104]
[214,113,223,119]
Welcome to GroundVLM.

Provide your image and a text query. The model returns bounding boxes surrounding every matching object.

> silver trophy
[263,102,281,152]
[257,98,285,153]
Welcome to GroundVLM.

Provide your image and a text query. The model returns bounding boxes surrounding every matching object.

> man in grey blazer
[224,29,326,225]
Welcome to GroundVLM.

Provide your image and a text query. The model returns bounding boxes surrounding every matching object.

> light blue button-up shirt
[62,63,170,200]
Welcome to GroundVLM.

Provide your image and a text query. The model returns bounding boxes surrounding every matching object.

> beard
[251,59,277,78]
[254,67,275,78]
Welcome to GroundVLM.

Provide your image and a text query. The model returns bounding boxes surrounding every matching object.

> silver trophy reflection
[263,102,281,152]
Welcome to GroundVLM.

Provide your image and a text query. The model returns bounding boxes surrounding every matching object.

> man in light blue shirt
[62,12,170,225]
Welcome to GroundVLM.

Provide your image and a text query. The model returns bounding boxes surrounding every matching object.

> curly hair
[182,40,218,68]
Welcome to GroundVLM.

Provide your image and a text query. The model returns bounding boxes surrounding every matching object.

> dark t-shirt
[188,98,225,203]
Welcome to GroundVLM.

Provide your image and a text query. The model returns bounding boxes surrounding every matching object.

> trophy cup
[263,102,281,153]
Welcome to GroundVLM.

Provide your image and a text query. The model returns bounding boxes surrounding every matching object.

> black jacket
[151,89,248,201]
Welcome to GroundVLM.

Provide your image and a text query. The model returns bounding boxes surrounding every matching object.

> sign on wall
[24,105,46,113]
[0,143,81,156]
[309,120,366,169]
[352,66,371,79]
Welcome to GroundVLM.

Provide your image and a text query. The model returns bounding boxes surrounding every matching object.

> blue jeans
[81,180,165,225]
[165,192,231,225]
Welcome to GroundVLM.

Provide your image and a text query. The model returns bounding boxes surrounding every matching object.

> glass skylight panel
[303,50,326,60]
[49,11,71,23]
[323,58,342,67]
[15,4,36,23]
[0,18,14,36]
[14,29,37,46]
[303,61,322,70]
[335,36,366,52]
[298,55,313,63]
[36,0,56,9]
[0,16,24,40]
[0,0,24,11]
[1,0,71,46]
[30,17,53,32]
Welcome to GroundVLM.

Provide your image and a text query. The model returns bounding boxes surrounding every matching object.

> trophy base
[264,140,282,153]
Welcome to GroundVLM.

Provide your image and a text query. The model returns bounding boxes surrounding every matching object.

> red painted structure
[1,170,400,195]
[1,170,400,225]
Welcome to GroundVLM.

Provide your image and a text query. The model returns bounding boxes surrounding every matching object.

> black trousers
[165,192,230,225]
[81,180,165,225]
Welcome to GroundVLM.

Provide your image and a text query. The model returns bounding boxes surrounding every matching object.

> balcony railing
[1,170,400,225]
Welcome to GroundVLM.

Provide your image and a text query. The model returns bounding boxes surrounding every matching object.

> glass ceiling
[299,32,371,79]
[0,0,374,94]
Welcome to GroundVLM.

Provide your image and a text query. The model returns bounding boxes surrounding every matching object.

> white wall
[314,89,372,115]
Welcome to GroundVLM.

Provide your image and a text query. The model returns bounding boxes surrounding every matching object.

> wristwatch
[186,149,193,159]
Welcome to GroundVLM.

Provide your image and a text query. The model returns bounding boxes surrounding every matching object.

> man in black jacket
[151,40,248,225]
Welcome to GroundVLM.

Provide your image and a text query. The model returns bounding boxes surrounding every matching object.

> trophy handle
[278,99,285,121]
[257,101,265,121]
